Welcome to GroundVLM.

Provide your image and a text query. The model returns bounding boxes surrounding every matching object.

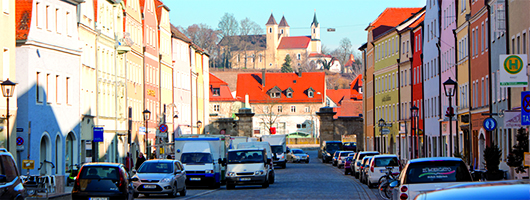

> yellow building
[155,1,173,143]
[191,44,209,134]
[219,13,323,70]
[2,0,16,156]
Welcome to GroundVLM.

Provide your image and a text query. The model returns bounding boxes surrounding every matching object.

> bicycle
[378,166,399,200]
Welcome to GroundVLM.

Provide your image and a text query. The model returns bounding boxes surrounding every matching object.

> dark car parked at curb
[0,149,25,200]
[72,163,135,200]
[321,141,342,163]
[131,159,187,198]
[342,142,356,151]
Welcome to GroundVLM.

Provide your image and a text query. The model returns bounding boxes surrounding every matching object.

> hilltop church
[219,12,330,70]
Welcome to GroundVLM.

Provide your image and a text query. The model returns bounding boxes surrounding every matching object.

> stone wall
[317,107,364,158]
[207,108,255,137]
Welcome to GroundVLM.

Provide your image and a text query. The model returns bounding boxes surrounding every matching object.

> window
[46,5,50,30]
[46,73,50,103]
[263,106,270,113]
[481,23,485,52]
[56,75,60,104]
[36,72,42,103]
[212,88,220,96]
[278,106,282,113]
[66,77,70,105]
[290,106,296,112]
[280,29,283,34]
[523,32,527,54]
[2,0,8,14]
[213,104,220,112]
[297,53,301,60]
[270,92,280,98]
[269,27,272,33]
[66,12,70,36]
[308,90,314,98]
[305,107,310,113]
[55,8,59,33]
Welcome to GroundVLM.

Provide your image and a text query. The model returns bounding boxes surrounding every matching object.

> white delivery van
[261,135,287,168]
[224,148,271,189]
[175,137,225,188]
[230,136,249,149]
[236,142,275,184]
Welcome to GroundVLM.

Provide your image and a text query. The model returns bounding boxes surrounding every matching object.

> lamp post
[443,77,457,157]
[378,118,385,153]
[1,79,16,152]
[410,106,418,158]
[197,121,202,134]
[142,109,151,158]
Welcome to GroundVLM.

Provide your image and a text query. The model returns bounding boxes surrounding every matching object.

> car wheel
[269,173,275,184]
[355,172,359,179]
[226,183,235,190]
[282,163,286,168]
[180,185,187,196]
[344,169,348,175]
[133,193,139,198]
[306,160,309,163]
[169,183,178,197]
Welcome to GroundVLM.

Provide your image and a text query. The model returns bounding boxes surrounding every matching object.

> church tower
[310,11,321,53]
[279,15,290,37]
[266,13,278,68]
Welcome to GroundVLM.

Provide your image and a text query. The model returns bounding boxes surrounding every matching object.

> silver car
[132,159,187,198]
[288,149,310,163]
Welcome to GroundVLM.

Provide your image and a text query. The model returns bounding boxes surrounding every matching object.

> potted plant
[483,145,503,180]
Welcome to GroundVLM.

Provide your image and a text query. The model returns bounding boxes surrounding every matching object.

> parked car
[414,180,530,200]
[343,142,357,151]
[353,151,379,179]
[392,157,473,200]
[72,163,135,200]
[0,149,25,200]
[132,159,187,198]
[343,156,354,175]
[337,151,354,169]
[321,141,343,163]
[365,154,400,188]
[331,151,341,166]
[359,156,373,183]
[287,149,310,163]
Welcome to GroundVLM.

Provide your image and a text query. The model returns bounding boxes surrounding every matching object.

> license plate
[239,178,251,181]
[144,185,156,189]
[190,178,201,181]
[89,198,108,200]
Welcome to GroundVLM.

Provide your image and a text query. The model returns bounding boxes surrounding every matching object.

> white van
[175,137,225,188]
[237,142,275,184]
[224,148,271,189]
[261,135,287,168]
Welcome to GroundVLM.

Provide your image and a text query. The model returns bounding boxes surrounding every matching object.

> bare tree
[238,18,263,69]
[218,13,240,68]
[178,24,220,68]
[259,98,285,135]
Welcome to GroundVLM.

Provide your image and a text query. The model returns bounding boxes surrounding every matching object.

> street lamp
[410,106,418,158]
[197,121,202,134]
[1,79,16,152]
[443,77,457,157]
[378,118,385,153]
[142,109,151,158]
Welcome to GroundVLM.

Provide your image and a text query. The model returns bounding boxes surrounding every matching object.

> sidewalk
[29,186,72,200]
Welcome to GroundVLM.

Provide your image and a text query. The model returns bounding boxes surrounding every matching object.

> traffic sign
[16,137,24,146]
[159,124,168,133]
[500,54,528,87]
[381,128,390,135]
[483,117,497,131]
[22,160,34,170]
[93,127,104,142]
[522,91,530,126]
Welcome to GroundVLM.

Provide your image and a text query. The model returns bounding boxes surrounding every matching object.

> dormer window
[285,87,294,98]
[306,87,315,98]
[308,91,314,98]
[268,86,283,99]
[271,92,281,98]
[287,92,292,98]
[212,88,220,96]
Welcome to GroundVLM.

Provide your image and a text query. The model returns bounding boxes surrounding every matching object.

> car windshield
[228,150,265,164]
[292,149,304,154]
[374,157,399,167]
[79,166,120,180]
[326,143,342,151]
[340,152,353,156]
[180,153,213,164]
[404,161,472,184]
[358,153,379,163]
[138,162,174,173]
[271,146,283,154]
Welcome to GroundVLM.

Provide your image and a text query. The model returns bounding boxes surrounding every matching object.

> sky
[165,0,424,53]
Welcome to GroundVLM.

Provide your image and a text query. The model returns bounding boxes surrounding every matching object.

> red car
[343,156,354,175]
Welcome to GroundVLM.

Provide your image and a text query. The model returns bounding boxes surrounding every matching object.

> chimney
[262,68,266,88]
[298,68,302,77]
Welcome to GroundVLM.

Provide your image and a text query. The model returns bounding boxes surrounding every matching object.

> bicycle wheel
[384,180,393,199]
[378,175,389,186]
[378,180,390,200]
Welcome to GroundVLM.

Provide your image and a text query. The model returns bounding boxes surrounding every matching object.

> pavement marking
[181,188,220,200]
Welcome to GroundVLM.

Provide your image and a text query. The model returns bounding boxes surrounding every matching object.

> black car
[321,141,342,163]
[0,149,25,200]
[72,162,136,200]
[343,142,357,151]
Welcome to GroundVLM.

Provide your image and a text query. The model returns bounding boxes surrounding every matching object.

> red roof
[326,89,350,106]
[408,12,425,28]
[334,100,363,118]
[16,0,33,40]
[210,73,236,102]
[344,54,355,67]
[308,53,332,58]
[277,36,311,49]
[370,7,422,29]
[236,72,325,103]
[350,74,363,100]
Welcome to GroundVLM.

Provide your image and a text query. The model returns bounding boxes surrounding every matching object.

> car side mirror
[129,177,139,182]
[132,169,137,174]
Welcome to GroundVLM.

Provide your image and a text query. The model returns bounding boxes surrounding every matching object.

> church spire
[279,16,289,27]
[311,11,319,27]
[266,13,277,25]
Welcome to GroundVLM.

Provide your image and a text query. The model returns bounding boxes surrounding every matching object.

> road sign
[16,137,24,146]
[22,160,34,170]
[159,124,168,133]
[16,128,23,132]
[93,127,104,142]
[522,91,530,126]
[381,128,390,135]
[500,54,528,87]
[483,117,497,131]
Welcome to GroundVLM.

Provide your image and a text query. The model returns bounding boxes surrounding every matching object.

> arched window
[269,27,272,33]
[65,132,74,172]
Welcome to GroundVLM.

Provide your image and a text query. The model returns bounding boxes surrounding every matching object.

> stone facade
[316,107,364,158]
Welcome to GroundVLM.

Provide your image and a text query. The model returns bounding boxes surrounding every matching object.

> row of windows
[375,72,398,94]
[472,76,489,108]
[36,72,72,106]
[375,36,399,62]
[126,60,142,85]
[35,1,73,36]
[247,105,312,114]
[175,71,191,90]
[441,47,455,74]
[443,1,455,30]
[457,36,469,61]
[126,20,143,49]
[424,58,438,81]
[471,19,489,58]
[145,64,159,86]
